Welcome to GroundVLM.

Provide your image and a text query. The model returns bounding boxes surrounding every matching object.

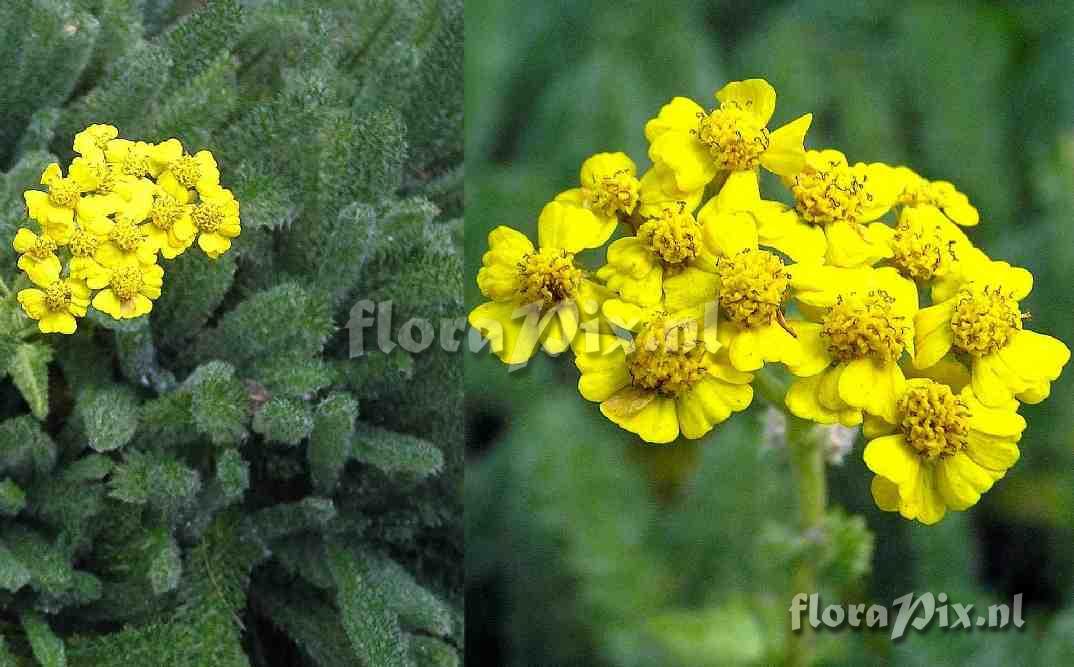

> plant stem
[785,415,827,667]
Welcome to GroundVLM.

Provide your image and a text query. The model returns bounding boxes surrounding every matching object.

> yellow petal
[92,289,124,319]
[711,169,761,213]
[904,356,971,393]
[760,113,811,176]
[935,453,996,511]
[468,300,542,366]
[838,358,904,424]
[715,79,776,125]
[579,152,636,187]
[601,298,655,333]
[539,304,578,355]
[644,96,705,142]
[574,334,630,402]
[13,228,39,253]
[663,266,718,312]
[601,393,679,444]
[913,300,955,369]
[40,311,77,334]
[785,372,861,426]
[19,255,62,287]
[871,476,901,512]
[701,211,757,258]
[754,208,827,264]
[649,130,718,192]
[964,430,1021,472]
[784,320,831,377]
[863,434,919,485]
[676,375,753,439]
[537,201,591,253]
[824,221,893,268]
[198,232,232,258]
[17,289,47,319]
[637,164,704,217]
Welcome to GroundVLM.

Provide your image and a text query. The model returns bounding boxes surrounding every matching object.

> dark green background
[466,1,1074,664]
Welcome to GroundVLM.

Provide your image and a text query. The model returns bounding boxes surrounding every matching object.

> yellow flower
[153,139,220,200]
[12,228,62,286]
[596,204,717,308]
[469,203,609,365]
[23,162,95,243]
[94,216,157,268]
[784,265,918,425]
[553,152,639,248]
[72,124,119,161]
[105,138,164,180]
[782,149,900,267]
[698,170,826,264]
[145,190,197,259]
[863,379,1023,524]
[88,260,164,320]
[702,230,802,372]
[883,205,969,284]
[66,223,110,283]
[645,79,812,191]
[190,186,241,258]
[913,264,1070,406]
[636,163,704,218]
[892,166,979,227]
[573,311,753,443]
[17,276,91,334]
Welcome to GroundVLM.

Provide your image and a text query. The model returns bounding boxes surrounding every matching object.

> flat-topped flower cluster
[470,79,1071,524]
[12,124,240,334]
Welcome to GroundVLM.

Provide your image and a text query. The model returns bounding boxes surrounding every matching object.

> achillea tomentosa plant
[470,77,1069,658]
[0,1,462,666]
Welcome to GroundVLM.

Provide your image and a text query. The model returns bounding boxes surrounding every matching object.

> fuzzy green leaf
[0,544,31,593]
[308,393,358,494]
[0,478,27,517]
[185,361,250,445]
[352,423,443,478]
[77,386,140,452]
[21,611,66,667]
[9,342,53,420]
[252,397,314,446]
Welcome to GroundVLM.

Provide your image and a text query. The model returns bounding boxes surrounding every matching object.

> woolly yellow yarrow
[783,149,900,267]
[153,139,221,200]
[574,312,753,443]
[914,264,1070,406]
[469,202,609,365]
[145,190,197,258]
[190,186,241,258]
[784,265,918,425]
[884,205,968,284]
[864,379,1023,524]
[645,79,812,191]
[635,163,704,218]
[17,276,91,334]
[23,162,95,243]
[553,152,640,249]
[73,124,119,161]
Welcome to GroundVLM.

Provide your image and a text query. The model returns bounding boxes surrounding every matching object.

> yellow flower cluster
[470,79,1071,524]
[12,124,240,334]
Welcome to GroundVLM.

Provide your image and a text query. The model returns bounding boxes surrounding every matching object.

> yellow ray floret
[553,152,639,249]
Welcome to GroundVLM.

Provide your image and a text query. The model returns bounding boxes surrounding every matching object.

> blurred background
[465,1,1074,664]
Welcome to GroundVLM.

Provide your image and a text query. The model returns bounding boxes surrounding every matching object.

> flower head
[893,166,979,227]
[645,79,812,191]
[190,186,241,258]
[13,227,62,286]
[864,379,1023,524]
[88,260,165,320]
[553,153,639,249]
[914,265,1069,406]
[17,276,91,334]
[574,311,753,442]
[469,202,608,365]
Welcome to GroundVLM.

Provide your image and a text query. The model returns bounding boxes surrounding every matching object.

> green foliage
[0,1,460,665]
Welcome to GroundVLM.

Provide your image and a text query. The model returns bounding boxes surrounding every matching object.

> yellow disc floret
[151,192,186,231]
[25,233,57,260]
[637,207,702,265]
[585,170,639,218]
[109,264,144,302]
[517,248,582,306]
[898,380,970,460]
[43,280,74,311]
[890,215,956,282]
[790,158,873,226]
[822,290,908,362]
[694,104,770,171]
[716,248,789,328]
[191,200,225,234]
[627,316,708,397]
[110,218,148,252]
[169,154,202,189]
[48,177,81,208]
[950,285,1023,356]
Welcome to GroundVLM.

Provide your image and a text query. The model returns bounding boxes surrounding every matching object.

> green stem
[785,416,827,667]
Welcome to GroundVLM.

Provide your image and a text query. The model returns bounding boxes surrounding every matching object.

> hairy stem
[785,415,826,667]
